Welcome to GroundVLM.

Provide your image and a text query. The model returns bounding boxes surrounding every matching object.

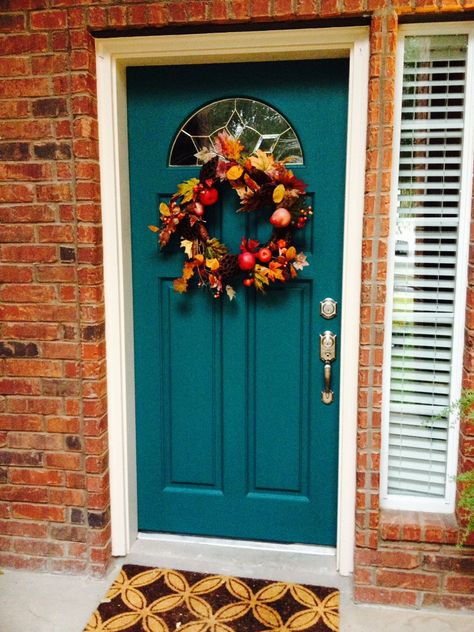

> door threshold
[138,531,336,556]
[118,532,347,589]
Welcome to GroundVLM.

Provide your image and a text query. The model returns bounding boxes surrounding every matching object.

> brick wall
[0,0,473,609]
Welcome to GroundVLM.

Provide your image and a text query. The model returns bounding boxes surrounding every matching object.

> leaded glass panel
[169,98,304,166]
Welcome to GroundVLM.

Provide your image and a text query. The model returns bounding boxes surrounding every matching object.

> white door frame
[95,26,369,576]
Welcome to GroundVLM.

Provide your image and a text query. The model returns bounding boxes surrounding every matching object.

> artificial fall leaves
[149,131,312,299]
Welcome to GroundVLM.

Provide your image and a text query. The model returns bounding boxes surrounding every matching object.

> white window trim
[95,26,370,575]
[381,21,474,513]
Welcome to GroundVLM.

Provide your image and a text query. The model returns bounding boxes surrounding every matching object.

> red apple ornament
[199,187,219,206]
[257,247,272,263]
[238,251,256,271]
[270,207,291,228]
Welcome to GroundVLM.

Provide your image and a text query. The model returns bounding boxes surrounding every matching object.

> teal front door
[128,58,348,546]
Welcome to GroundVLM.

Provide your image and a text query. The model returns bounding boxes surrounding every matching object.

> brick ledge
[380,508,459,545]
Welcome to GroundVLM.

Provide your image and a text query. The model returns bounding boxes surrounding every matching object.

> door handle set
[320,330,336,405]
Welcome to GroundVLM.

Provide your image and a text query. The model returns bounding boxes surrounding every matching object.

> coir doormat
[84,564,339,632]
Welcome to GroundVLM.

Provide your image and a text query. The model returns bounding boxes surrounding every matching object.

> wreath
[149,131,312,300]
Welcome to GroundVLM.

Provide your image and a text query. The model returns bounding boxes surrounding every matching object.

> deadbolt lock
[320,297,337,320]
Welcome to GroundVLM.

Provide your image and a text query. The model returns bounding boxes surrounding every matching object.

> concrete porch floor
[1,536,473,631]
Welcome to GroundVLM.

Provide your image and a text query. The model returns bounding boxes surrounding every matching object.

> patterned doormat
[84,564,339,632]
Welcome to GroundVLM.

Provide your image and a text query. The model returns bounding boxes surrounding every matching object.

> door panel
[128,59,348,545]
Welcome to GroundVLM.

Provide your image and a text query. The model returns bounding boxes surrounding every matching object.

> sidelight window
[381,29,474,511]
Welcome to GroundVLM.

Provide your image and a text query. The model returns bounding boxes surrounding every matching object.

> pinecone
[219,254,240,280]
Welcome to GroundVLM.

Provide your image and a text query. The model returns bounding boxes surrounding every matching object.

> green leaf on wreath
[205,238,228,259]
[175,178,200,204]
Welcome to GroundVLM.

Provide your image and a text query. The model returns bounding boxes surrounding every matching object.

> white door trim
[95,26,369,576]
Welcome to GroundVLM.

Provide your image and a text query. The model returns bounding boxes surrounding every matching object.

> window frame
[381,22,474,512]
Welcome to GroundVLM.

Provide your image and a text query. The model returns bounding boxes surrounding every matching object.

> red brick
[0,120,52,140]
[0,486,48,503]
[46,417,80,433]
[48,488,86,506]
[0,225,35,243]
[0,284,56,303]
[148,2,168,24]
[0,184,34,203]
[38,224,75,243]
[68,542,88,558]
[356,549,421,569]
[445,575,474,594]
[0,77,49,98]
[423,593,474,610]
[0,100,29,117]
[0,57,29,77]
[376,569,440,591]
[37,266,76,283]
[1,323,60,340]
[7,430,63,449]
[320,0,340,15]
[45,452,81,471]
[13,539,64,557]
[0,245,57,263]
[66,472,86,489]
[0,520,48,538]
[9,469,64,486]
[50,524,86,542]
[0,379,41,396]
[0,33,48,55]
[36,183,72,202]
[274,0,294,18]
[0,14,26,33]
[13,503,65,522]
[0,304,77,322]
[0,414,42,431]
[0,205,55,223]
[0,553,47,571]
[31,10,67,30]
[108,5,127,26]
[168,1,188,22]
[0,266,33,283]
[354,586,417,607]
[87,6,107,28]
[4,359,62,378]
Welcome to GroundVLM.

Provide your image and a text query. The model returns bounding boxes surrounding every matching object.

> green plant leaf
[175,178,199,204]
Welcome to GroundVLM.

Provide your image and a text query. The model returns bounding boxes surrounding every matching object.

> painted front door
[128,59,348,546]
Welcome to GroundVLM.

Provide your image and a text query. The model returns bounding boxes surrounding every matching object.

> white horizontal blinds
[388,35,468,498]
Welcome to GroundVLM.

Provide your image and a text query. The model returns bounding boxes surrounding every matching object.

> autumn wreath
[149,131,312,300]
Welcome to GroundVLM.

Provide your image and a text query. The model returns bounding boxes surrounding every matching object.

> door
[128,59,348,546]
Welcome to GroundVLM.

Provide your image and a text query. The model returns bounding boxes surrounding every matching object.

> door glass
[169,97,304,166]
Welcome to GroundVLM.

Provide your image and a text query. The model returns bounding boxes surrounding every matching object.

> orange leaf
[173,278,188,293]
[206,258,220,272]
[272,184,285,204]
[148,225,159,233]
[182,263,195,281]
[243,173,260,192]
[285,246,296,261]
[226,165,244,181]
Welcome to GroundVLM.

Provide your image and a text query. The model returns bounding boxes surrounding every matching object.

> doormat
[84,564,339,632]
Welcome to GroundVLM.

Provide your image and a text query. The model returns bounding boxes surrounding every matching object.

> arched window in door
[169,97,304,166]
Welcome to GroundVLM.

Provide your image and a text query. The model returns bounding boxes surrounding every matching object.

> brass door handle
[320,331,336,405]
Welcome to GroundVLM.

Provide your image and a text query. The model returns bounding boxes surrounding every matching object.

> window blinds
[387,35,468,498]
